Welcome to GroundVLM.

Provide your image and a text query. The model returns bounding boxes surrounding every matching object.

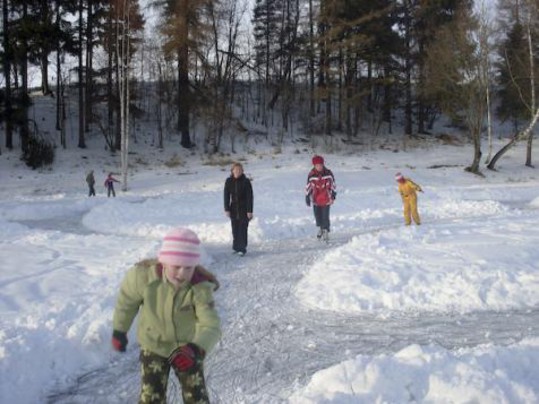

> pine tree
[155,0,215,149]
[496,22,532,131]
[252,0,280,84]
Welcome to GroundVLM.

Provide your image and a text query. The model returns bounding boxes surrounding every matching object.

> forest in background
[0,0,538,175]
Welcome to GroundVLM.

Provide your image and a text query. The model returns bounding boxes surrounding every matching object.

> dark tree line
[0,0,538,171]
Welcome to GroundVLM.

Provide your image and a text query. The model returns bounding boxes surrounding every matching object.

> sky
[0,93,538,402]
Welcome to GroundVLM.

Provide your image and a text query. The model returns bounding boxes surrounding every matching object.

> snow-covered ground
[0,135,538,403]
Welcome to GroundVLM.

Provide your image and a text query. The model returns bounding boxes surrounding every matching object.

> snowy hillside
[0,136,538,403]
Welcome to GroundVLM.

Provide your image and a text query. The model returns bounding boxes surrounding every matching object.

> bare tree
[489,0,538,170]
[117,0,132,191]
[3,0,13,149]
[524,0,538,166]
[487,106,539,170]
[77,0,86,148]
[476,1,496,165]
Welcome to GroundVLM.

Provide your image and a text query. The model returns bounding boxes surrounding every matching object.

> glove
[331,191,337,200]
[168,343,205,373]
[112,330,128,352]
[305,195,311,207]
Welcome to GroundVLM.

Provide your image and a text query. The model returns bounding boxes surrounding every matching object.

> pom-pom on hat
[395,172,404,182]
[312,155,324,165]
[158,228,201,267]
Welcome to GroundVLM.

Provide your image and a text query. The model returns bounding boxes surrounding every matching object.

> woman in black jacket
[224,163,253,256]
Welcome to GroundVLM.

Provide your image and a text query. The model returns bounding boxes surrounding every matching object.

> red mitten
[168,343,205,373]
[112,330,128,352]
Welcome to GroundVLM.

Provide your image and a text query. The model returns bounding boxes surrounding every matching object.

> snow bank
[289,338,539,403]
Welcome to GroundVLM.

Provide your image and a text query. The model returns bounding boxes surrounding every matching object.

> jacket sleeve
[305,172,313,196]
[112,266,144,333]
[329,169,336,198]
[192,283,222,353]
[410,180,422,192]
[224,178,231,211]
[246,179,253,213]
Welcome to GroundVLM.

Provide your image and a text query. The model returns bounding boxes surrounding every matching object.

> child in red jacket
[305,155,336,241]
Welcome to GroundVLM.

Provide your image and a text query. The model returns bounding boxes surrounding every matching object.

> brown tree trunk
[78,0,86,148]
[41,52,50,95]
[107,3,115,151]
[466,130,482,174]
[3,0,13,149]
[85,0,93,132]
[178,0,191,148]
[403,1,413,135]
[20,2,29,153]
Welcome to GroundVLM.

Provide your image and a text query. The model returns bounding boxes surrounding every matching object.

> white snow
[289,338,539,404]
[0,134,538,402]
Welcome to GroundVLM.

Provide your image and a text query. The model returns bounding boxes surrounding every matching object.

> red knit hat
[312,155,324,165]
[158,228,201,267]
[395,172,404,182]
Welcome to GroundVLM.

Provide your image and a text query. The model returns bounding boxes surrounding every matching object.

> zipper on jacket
[235,180,240,219]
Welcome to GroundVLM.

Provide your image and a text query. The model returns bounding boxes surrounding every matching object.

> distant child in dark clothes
[86,170,96,197]
[224,163,254,256]
[104,173,120,197]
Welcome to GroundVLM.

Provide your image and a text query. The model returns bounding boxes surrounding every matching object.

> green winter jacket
[112,259,221,358]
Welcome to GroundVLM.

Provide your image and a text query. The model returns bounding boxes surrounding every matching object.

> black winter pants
[313,205,330,231]
[231,217,249,253]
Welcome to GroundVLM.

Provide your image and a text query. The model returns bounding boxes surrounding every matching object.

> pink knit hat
[395,172,404,182]
[158,228,201,267]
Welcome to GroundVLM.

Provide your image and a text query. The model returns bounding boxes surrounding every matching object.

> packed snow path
[47,226,539,404]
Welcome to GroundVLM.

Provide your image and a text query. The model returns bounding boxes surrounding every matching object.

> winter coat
[398,178,422,200]
[86,172,95,186]
[224,174,253,219]
[305,167,336,206]
[112,259,221,357]
[104,175,119,188]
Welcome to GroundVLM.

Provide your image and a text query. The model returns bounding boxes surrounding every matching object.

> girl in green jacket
[112,228,221,404]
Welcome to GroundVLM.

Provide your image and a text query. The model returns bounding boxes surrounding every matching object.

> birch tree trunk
[478,1,494,165]
[3,0,13,150]
[118,0,130,192]
[525,7,536,167]
[78,0,86,148]
[487,107,539,170]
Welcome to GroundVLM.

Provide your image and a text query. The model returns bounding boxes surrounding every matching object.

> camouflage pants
[139,349,209,404]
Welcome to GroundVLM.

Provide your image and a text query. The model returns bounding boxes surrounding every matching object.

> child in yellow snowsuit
[395,172,423,225]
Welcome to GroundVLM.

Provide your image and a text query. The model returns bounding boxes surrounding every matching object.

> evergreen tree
[154,0,216,149]
[396,0,473,134]
[1,0,14,149]
[252,0,280,84]
[315,0,398,135]
[423,6,484,173]
[496,22,533,131]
